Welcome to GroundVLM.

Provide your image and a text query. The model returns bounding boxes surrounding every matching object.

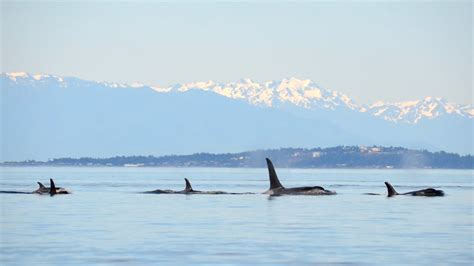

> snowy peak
[158,77,359,111]
[5,72,29,81]
[1,71,144,89]
[4,72,66,83]
[271,77,359,110]
[366,97,473,123]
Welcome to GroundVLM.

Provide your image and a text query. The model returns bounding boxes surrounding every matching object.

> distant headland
[2,146,472,169]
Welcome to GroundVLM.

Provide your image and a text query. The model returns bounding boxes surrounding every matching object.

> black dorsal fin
[266,158,284,190]
[184,178,193,192]
[37,182,45,188]
[384,182,398,196]
[50,178,57,196]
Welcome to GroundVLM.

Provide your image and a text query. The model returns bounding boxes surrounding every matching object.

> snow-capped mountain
[153,77,360,111]
[366,97,474,123]
[1,71,472,161]
[152,76,472,124]
[5,71,67,85]
[2,72,473,124]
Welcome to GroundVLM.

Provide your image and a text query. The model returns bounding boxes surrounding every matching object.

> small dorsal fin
[266,158,284,190]
[184,178,193,192]
[50,178,57,196]
[37,182,45,188]
[384,182,398,196]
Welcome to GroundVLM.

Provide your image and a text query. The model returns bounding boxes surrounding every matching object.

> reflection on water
[0,167,473,265]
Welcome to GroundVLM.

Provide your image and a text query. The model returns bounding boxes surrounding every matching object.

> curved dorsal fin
[50,178,57,196]
[37,182,45,189]
[384,182,398,196]
[266,158,284,190]
[184,178,193,192]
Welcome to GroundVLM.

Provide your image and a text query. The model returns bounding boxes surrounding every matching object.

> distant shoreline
[0,165,471,170]
[2,146,473,169]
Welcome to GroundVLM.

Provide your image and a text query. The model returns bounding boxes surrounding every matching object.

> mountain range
[152,77,473,124]
[1,72,472,161]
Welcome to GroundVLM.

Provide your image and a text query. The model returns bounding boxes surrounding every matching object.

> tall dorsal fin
[266,158,284,190]
[184,178,193,192]
[384,182,398,196]
[37,182,45,189]
[50,178,57,196]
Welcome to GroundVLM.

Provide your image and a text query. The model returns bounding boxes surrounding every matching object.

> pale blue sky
[1,1,472,104]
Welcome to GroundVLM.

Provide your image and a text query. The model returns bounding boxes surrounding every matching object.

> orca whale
[144,178,201,194]
[144,178,250,195]
[48,178,71,195]
[33,181,51,194]
[385,182,444,197]
[35,179,70,195]
[0,179,70,196]
[263,158,336,196]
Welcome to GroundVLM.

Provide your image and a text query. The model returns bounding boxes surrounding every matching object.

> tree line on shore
[2,146,472,169]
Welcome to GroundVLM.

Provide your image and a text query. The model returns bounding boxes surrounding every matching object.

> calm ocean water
[0,167,472,265]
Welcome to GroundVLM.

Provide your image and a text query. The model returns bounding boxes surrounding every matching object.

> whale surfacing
[143,178,206,194]
[384,182,444,197]
[263,158,336,196]
[144,178,246,195]
[38,179,70,195]
[0,179,70,196]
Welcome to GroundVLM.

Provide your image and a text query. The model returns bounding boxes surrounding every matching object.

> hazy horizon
[2,1,472,105]
[1,1,472,162]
